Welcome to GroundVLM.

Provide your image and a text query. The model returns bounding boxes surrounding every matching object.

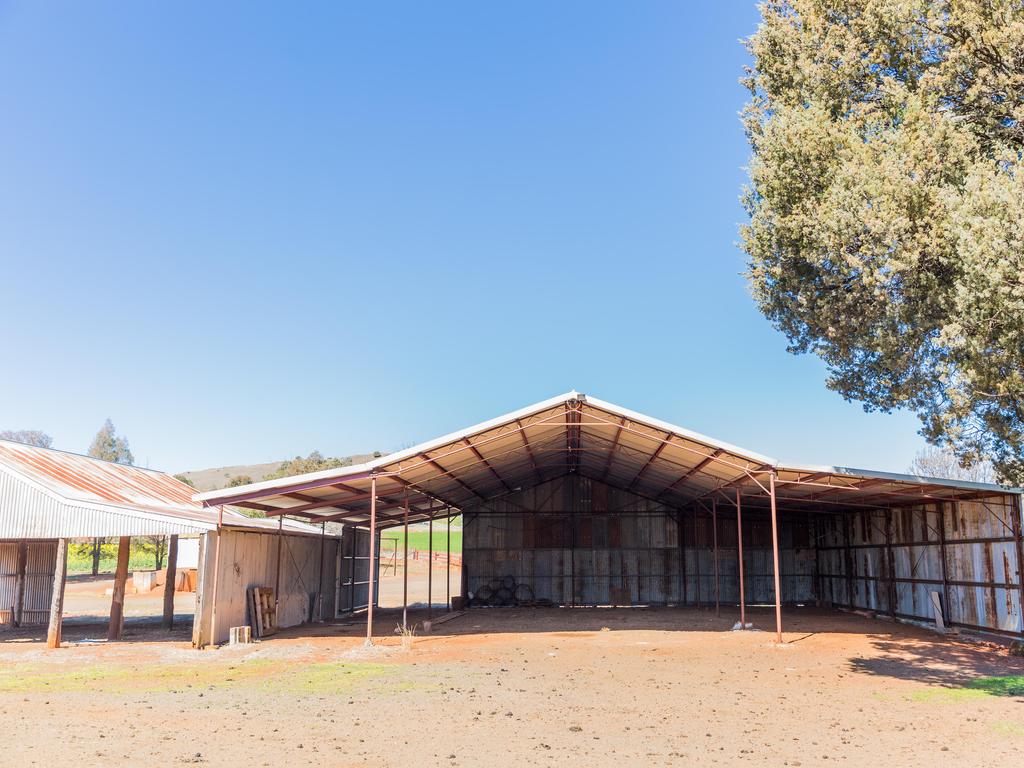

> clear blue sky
[0,2,928,474]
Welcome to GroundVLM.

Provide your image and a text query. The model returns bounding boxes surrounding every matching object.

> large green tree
[742,0,1024,482]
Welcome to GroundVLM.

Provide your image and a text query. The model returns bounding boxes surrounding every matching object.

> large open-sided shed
[196,392,1024,642]
[0,440,339,648]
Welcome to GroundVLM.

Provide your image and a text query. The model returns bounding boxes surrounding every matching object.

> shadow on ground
[848,632,1024,693]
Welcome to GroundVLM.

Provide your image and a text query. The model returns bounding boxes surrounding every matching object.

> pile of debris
[468,575,553,608]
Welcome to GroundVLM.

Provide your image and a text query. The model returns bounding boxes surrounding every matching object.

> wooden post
[162,534,178,630]
[108,536,131,641]
[712,498,720,617]
[209,506,225,647]
[365,475,377,645]
[736,490,746,628]
[46,539,68,649]
[13,540,27,627]
[769,472,783,643]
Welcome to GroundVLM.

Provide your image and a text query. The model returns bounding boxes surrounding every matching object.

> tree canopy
[0,429,53,448]
[263,451,349,480]
[87,419,134,465]
[742,0,1024,483]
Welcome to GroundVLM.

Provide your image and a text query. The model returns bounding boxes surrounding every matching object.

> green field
[382,517,462,554]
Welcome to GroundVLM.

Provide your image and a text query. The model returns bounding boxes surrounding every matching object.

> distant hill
[179,453,380,492]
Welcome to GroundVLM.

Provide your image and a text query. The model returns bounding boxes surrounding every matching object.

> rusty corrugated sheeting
[0,540,55,625]
[0,440,323,539]
[464,476,816,607]
[0,440,195,509]
[21,541,55,624]
[0,541,19,624]
[815,495,1023,636]
[0,440,212,537]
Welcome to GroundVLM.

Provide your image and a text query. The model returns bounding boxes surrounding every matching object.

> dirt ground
[2,606,1024,768]
[60,573,197,621]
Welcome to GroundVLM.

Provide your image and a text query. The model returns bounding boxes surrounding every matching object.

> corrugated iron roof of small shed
[0,440,196,509]
[0,440,326,537]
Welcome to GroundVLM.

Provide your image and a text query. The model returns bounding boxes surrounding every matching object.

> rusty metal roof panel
[0,440,325,538]
[0,440,196,510]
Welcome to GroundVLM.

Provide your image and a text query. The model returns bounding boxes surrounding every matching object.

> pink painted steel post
[736,490,746,629]
[769,471,783,643]
[365,475,377,645]
[402,489,409,630]
[428,515,434,619]
[446,507,451,611]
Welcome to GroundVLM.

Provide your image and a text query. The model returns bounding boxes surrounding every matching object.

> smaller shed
[0,440,334,648]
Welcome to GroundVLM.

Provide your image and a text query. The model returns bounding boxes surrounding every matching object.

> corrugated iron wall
[0,468,207,539]
[0,539,56,626]
[816,493,1024,636]
[463,476,816,607]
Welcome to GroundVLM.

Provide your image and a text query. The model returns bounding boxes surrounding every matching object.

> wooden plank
[248,587,262,637]
[162,535,178,630]
[191,532,209,648]
[107,536,131,641]
[45,539,68,649]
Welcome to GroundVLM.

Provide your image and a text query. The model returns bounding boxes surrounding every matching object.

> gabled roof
[196,391,1019,528]
[0,440,323,538]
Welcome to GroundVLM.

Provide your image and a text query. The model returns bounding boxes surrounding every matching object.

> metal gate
[335,526,379,615]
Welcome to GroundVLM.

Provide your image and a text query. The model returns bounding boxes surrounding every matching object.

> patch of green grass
[965,676,1024,697]
[909,675,1024,704]
[0,659,390,696]
[908,687,989,703]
